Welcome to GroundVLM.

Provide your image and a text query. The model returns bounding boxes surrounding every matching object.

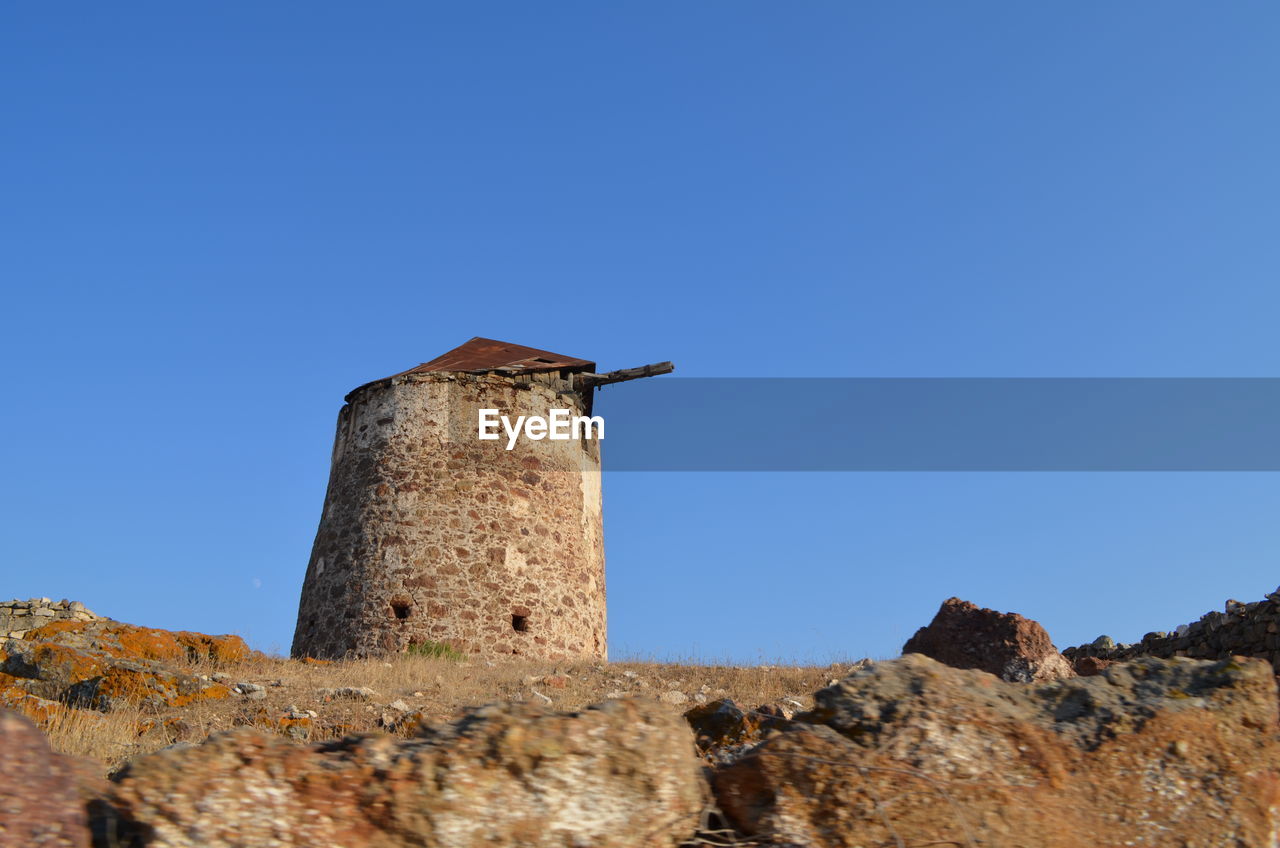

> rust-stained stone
[1074,654,1116,676]
[903,596,1075,682]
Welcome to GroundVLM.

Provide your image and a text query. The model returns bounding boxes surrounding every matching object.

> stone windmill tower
[291,337,672,661]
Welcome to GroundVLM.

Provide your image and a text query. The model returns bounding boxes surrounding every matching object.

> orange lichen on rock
[173,631,251,665]
[23,620,252,666]
[111,627,188,663]
[4,621,243,712]
[0,677,72,727]
[24,620,88,640]
[277,714,313,741]
[173,682,233,708]
[26,643,109,691]
[83,668,232,711]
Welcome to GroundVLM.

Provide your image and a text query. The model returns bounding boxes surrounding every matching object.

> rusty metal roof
[399,337,596,376]
[344,338,598,401]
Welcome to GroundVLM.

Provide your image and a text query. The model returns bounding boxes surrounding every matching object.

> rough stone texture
[1075,655,1116,676]
[0,709,95,847]
[903,596,1075,682]
[292,370,606,661]
[0,680,73,725]
[684,698,761,752]
[107,698,705,848]
[714,653,1280,848]
[0,598,105,640]
[1065,589,1280,677]
[681,698,798,768]
[0,620,245,713]
[12,619,250,666]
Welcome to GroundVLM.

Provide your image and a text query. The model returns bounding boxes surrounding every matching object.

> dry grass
[41,651,857,774]
[41,703,147,769]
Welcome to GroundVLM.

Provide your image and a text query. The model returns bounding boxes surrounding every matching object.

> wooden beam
[577,361,674,388]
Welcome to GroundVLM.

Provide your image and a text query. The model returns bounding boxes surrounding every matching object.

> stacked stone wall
[1,598,106,640]
[292,371,606,662]
[1064,591,1280,672]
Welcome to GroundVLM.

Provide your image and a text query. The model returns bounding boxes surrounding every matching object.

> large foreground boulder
[714,653,1280,848]
[903,596,1075,682]
[106,697,706,848]
[0,709,98,847]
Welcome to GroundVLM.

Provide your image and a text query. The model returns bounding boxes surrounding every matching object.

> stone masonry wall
[292,371,606,662]
[1,598,106,640]
[1064,589,1280,672]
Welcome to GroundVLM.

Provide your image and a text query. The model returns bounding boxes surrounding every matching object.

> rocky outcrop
[0,619,249,717]
[0,672,76,725]
[16,619,251,666]
[713,653,1280,848]
[0,709,101,847]
[105,697,705,848]
[9,594,1280,848]
[1065,590,1280,674]
[903,596,1075,682]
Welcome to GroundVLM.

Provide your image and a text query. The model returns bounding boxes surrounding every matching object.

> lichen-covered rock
[107,697,706,847]
[20,619,250,665]
[902,596,1075,682]
[0,709,96,847]
[0,671,79,726]
[277,708,314,740]
[1,630,235,711]
[67,664,233,711]
[714,653,1280,848]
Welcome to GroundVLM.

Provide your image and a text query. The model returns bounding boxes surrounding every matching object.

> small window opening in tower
[512,614,529,632]
[390,600,412,620]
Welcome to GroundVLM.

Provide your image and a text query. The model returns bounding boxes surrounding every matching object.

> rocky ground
[3,597,1280,847]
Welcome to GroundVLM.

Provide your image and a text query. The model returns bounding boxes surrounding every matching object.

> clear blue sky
[5,4,1280,661]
